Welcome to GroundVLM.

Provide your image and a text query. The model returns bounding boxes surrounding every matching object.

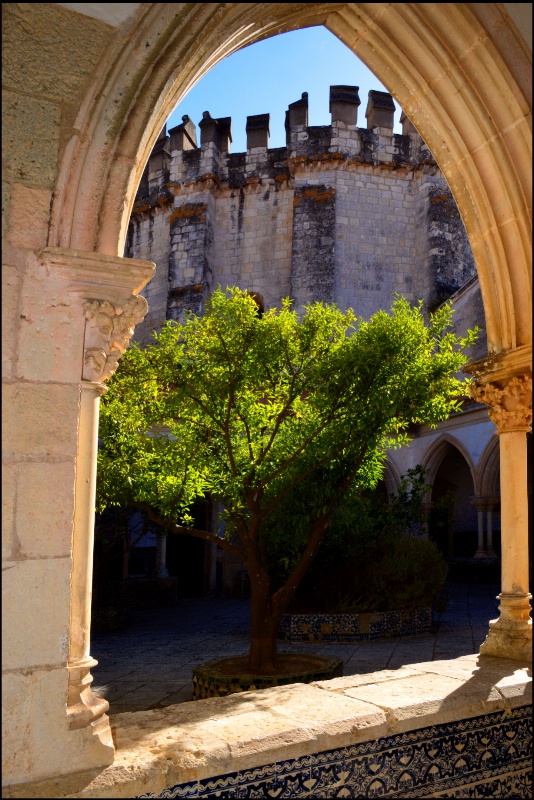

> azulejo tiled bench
[16,655,530,798]
[279,606,433,642]
[76,654,531,799]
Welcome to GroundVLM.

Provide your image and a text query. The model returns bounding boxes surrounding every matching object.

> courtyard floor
[91,581,500,716]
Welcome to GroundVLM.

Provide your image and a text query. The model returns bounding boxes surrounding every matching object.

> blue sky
[165,26,403,152]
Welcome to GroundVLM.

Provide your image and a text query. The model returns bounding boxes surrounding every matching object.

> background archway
[425,439,477,558]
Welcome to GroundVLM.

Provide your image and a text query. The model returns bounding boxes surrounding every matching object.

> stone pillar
[470,496,487,558]
[122,526,130,580]
[154,531,170,578]
[470,371,532,661]
[485,496,499,558]
[366,90,395,131]
[421,501,434,541]
[285,92,308,152]
[69,290,151,727]
[3,248,154,791]
[67,380,109,729]
[169,114,198,151]
[330,85,360,126]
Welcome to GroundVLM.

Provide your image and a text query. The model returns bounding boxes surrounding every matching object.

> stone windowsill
[62,653,532,798]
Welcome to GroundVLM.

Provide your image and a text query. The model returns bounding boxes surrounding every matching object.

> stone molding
[38,246,155,300]
[67,656,110,731]
[130,156,438,219]
[469,372,532,433]
[464,345,532,385]
[82,295,148,382]
[470,495,500,513]
[37,247,154,382]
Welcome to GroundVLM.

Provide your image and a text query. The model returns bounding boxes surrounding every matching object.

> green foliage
[338,536,448,612]
[428,490,456,555]
[267,467,431,590]
[97,287,474,641]
[286,468,448,613]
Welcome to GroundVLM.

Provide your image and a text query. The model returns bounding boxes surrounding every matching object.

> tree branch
[131,501,244,560]
[270,449,368,616]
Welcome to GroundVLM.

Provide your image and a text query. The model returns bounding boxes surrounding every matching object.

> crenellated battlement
[134,87,435,207]
[127,83,475,345]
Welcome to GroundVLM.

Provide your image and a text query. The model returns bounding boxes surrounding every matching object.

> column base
[474,549,488,559]
[154,567,170,578]
[2,664,114,789]
[479,593,532,661]
[67,656,110,730]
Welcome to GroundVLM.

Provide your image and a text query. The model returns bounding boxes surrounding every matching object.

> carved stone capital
[82,295,148,382]
[470,496,487,513]
[470,495,499,513]
[484,496,500,512]
[469,372,532,433]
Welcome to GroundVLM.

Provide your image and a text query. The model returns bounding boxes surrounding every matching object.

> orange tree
[97,287,476,674]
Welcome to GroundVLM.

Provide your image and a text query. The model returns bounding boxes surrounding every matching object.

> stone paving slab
[91,582,502,715]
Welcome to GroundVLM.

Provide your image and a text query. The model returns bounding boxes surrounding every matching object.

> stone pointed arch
[48,3,531,357]
[421,434,478,498]
[478,435,501,498]
[382,459,402,501]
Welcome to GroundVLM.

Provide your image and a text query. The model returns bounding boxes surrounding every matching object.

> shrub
[290,535,447,613]
[282,467,448,613]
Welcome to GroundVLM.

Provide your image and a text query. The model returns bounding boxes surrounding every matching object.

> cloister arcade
[2,4,531,795]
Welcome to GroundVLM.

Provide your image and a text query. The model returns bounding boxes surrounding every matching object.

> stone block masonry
[126,86,476,344]
[291,184,336,309]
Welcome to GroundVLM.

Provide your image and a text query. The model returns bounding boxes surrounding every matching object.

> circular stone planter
[192,654,343,700]
[279,607,433,642]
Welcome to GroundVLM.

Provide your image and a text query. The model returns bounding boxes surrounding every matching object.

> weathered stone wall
[291,183,336,307]
[2,3,121,788]
[127,87,477,344]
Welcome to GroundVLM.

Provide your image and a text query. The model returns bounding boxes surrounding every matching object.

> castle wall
[212,176,294,311]
[127,88,477,345]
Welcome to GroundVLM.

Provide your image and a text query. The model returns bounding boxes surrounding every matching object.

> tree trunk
[121,528,130,580]
[246,515,330,675]
[247,569,283,674]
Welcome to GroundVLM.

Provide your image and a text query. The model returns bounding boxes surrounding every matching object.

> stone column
[4,248,154,789]
[470,496,487,558]
[154,531,170,578]
[470,371,532,661]
[67,293,150,728]
[67,380,109,729]
[485,496,499,558]
[35,248,154,738]
[421,501,434,541]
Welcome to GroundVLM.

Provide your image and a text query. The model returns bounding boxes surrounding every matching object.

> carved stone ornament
[469,373,532,432]
[82,295,148,382]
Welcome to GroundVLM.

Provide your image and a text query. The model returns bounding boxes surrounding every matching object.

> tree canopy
[97,287,477,671]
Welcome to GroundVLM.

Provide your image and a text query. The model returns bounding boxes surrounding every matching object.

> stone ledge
[3,655,531,798]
